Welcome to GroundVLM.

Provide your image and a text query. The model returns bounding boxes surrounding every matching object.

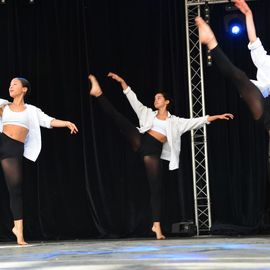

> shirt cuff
[47,117,55,129]
[205,115,210,125]
[248,38,262,50]
[123,86,131,95]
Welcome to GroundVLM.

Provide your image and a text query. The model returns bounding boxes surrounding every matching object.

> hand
[108,72,128,90]
[107,72,124,83]
[233,0,252,16]
[65,121,78,134]
[218,113,234,120]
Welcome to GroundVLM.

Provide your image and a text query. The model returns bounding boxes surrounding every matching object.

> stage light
[0,0,6,4]
[29,0,34,3]
[224,14,245,37]
[231,24,242,35]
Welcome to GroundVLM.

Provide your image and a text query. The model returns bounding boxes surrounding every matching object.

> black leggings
[211,46,270,185]
[96,95,163,221]
[211,45,268,126]
[0,133,24,220]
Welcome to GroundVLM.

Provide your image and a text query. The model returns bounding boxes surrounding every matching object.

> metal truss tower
[184,0,255,235]
[185,0,210,235]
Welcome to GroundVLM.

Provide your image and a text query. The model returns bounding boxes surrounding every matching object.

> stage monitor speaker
[171,221,197,236]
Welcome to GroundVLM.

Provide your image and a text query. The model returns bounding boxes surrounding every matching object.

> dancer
[0,77,78,245]
[234,0,270,98]
[195,16,269,126]
[195,12,270,196]
[89,73,233,239]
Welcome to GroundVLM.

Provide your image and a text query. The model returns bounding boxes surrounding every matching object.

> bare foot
[152,225,166,240]
[195,16,218,50]
[12,227,28,246]
[88,74,102,97]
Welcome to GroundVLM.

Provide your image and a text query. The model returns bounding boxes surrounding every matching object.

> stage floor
[0,236,270,269]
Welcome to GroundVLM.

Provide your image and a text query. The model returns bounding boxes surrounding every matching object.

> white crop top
[151,117,168,136]
[2,105,30,129]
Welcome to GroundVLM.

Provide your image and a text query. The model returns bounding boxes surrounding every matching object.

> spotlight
[224,13,245,37]
[0,0,6,4]
[29,0,34,3]
[231,24,242,35]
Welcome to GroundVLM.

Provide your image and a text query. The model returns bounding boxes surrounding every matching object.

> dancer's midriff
[3,125,28,143]
[147,130,167,143]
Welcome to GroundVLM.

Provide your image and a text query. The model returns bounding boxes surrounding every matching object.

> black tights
[143,155,163,221]
[212,46,270,185]
[211,46,264,121]
[2,157,23,220]
[96,95,163,221]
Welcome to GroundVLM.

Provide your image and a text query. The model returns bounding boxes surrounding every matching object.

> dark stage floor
[1,236,270,269]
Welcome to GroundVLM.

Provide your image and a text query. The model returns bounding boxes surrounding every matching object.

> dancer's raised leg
[89,74,141,151]
[195,17,264,121]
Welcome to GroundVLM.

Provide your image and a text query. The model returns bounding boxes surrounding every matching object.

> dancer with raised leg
[196,12,270,192]
[89,73,233,240]
[0,77,78,245]
[234,0,270,99]
[195,16,267,125]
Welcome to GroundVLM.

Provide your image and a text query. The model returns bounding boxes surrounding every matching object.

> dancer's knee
[233,68,247,82]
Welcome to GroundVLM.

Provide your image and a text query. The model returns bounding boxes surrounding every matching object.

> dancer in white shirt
[89,73,233,240]
[234,0,270,98]
[195,3,270,199]
[0,77,78,245]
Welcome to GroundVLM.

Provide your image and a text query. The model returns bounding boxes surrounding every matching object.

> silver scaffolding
[184,0,255,235]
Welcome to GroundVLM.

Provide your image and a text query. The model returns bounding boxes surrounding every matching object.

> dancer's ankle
[152,223,166,240]
[208,40,218,51]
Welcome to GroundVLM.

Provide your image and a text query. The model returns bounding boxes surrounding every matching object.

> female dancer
[195,14,270,122]
[195,13,270,135]
[234,0,270,98]
[0,77,78,245]
[89,73,233,239]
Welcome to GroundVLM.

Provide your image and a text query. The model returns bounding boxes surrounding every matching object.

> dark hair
[15,77,31,97]
[155,91,174,110]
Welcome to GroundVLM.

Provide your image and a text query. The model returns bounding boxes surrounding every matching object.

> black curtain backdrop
[0,0,270,241]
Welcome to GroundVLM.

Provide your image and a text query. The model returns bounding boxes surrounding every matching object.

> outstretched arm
[178,113,234,134]
[233,0,257,43]
[207,113,234,122]
[50,119,78,134]
[107,72,152,118]
[234,0,270,71]
[107,72,128,90]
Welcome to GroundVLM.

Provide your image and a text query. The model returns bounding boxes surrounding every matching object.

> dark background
[0,0,270,241]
